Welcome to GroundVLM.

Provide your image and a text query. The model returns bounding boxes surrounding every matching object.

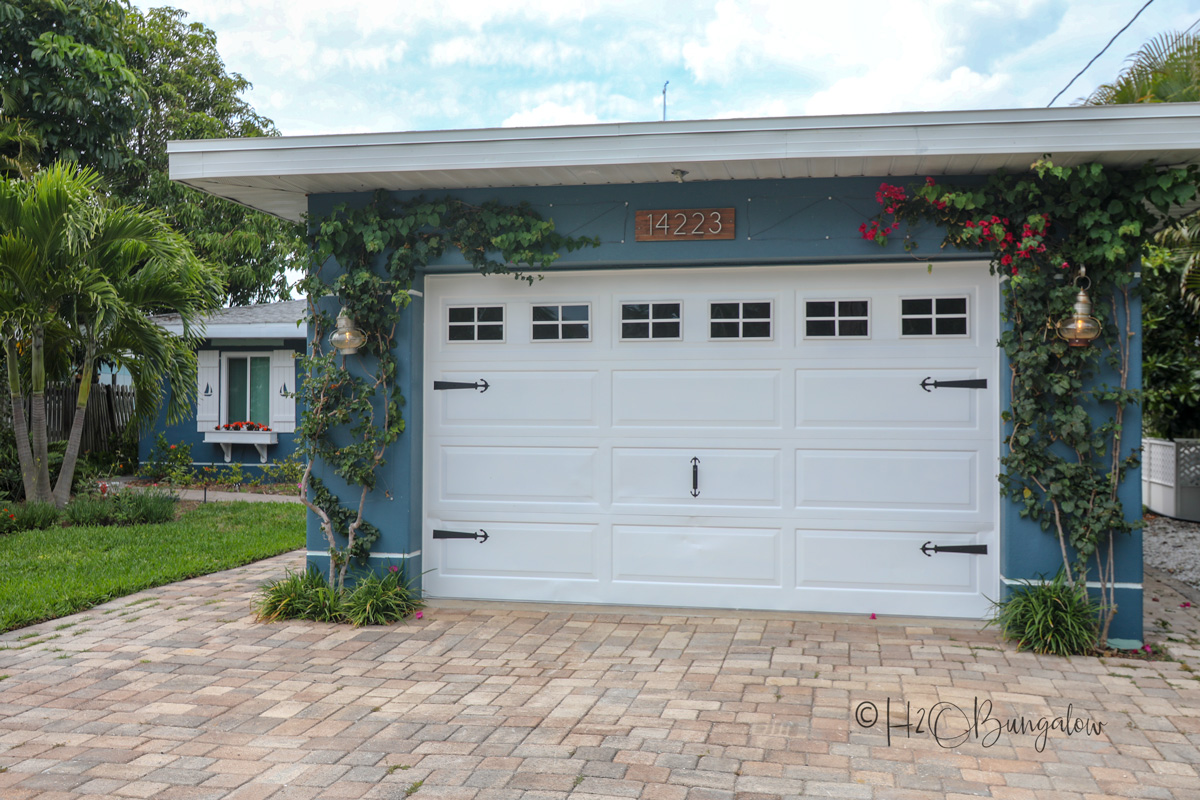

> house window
[448,305,504,342]
[804,300,870,338]
[532,304,590,340]
[901,297,969,337]
[226,355,271,424]
[710,301,772,339]
[621,302,682,340]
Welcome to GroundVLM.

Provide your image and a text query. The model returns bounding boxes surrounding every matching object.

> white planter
[1142,437,1200,521]
[204,430,279,463]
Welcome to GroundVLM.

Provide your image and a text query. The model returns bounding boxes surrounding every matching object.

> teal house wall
[303,175,1145,641]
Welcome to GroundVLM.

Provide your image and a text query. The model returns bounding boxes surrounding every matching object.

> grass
[1,502,304,634]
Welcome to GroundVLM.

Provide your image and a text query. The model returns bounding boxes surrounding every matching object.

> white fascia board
[168,104,1200,221]
[158,322,303,338]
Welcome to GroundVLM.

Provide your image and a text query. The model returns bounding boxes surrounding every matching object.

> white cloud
[503,101,601,128]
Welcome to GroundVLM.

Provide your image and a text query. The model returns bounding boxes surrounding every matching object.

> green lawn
[1,501,305,633]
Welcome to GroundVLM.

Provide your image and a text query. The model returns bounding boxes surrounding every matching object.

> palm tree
[0,162,222,507]
[1084,31,1200,104]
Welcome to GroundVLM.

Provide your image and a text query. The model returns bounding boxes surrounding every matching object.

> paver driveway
[2,551,1199,800]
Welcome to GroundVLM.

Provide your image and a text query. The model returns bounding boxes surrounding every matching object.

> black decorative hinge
[920,377,988,392]
[690,457,700,498]
[920,541,988,557]
[433,528,490,543]
[434,378,489,393]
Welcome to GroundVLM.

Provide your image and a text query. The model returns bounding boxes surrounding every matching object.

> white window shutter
[270,349,297,433]
[196,350,220,432]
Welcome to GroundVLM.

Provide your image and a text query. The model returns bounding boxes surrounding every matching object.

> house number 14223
[635,208,736,241]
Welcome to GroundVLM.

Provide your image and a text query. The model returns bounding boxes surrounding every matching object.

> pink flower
[387,565,399,574]
[1143,645,1152,653]
[415,611,424,619]
[1181,602,1192,609]
[869,613,876,620]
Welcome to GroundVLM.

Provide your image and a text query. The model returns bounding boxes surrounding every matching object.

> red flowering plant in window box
[214,421,272,432]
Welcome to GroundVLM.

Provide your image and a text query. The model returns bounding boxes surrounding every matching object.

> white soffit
[168,104,1200,222]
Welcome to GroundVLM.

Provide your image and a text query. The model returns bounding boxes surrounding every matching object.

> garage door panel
[613,369,781,428]
[613,524,782,586]
[435,521,599,580]
[439,445,600,504]
[796,449,976,511]
[613,448,780,508]
[797,530,980,592]
[437,370,599,427]
[796,370,980,429]
[425,264,999,619]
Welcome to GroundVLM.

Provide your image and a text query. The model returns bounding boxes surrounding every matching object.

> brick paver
[2,551,1199,799]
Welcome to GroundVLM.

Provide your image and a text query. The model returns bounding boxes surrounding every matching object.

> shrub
[3,502,61,533]
[142,434,192,482]
[255,564,422,626]
[256,566,331,622]
[343,566,422,626]
[260,453,306,487]
[63,488,177,527]
[988,570,1099,656]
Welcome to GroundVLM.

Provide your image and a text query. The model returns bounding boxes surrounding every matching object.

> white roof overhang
[168,104,1200,222]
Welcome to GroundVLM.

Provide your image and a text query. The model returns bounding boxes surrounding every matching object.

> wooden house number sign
[635,208,736,241]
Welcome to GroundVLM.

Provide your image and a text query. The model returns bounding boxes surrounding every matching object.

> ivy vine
[295,191,598,589]
[861,159,1199,642]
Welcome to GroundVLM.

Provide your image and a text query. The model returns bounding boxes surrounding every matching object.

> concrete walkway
[2,552,1199,800]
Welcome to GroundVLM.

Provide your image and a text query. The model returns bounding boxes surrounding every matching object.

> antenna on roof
[662,81,669,122]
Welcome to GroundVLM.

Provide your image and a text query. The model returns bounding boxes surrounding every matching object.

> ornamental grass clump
[255,564,421,626]
[988,570,1100,656]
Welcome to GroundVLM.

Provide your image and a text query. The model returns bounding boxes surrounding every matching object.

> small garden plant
[255,564,422,627]
[987,570,1100,656]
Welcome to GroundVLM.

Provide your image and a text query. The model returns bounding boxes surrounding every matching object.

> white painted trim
[167,103,1200,221]
[159,322,302,338]
[306,550,421,559]
[1001,576,1142,590]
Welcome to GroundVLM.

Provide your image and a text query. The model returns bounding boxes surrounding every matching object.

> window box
[203,429,279,463]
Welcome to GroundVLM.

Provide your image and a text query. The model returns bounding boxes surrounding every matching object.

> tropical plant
[1140,246,1200,438]
[0,162,222,507]
[988,570,1100,655]
[1084,31,1200,105]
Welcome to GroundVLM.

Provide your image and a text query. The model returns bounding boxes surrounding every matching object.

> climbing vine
[861,159,1199,643]
[295,191,597,589]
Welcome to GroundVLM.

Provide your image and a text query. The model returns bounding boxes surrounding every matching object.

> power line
[1047,0,1156,107]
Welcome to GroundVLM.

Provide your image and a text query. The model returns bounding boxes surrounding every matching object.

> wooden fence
[1,383,136,454]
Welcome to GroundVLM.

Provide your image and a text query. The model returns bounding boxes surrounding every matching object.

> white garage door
[423,263,999,618]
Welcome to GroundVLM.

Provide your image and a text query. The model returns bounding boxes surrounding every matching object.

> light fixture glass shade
[1056,288,1102,347]
[330,311,366,355]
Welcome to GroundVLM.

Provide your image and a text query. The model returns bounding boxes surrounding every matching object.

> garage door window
[621,302,682,340]
[901,297,969,337]
[533,304,591,340]
[805,300,870,338]
[448,305,504,342]
[710,301,772,339]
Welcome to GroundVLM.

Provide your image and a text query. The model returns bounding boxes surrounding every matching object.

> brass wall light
[1056,267,1102,347]
[330,310,366,356]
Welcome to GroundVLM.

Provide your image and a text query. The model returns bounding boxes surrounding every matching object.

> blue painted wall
[306,176,1144,639]
[138,338,307,476]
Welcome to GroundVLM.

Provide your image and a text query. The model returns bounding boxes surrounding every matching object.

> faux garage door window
[805,300,870,337]
[532,304,590,340]
[901,297,969,336]
[448,305,504,341]
[710,301,772,339]
[621,302,682,340]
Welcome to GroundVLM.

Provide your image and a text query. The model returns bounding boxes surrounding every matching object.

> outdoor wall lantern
[1056,267,1102,347]
[330,310,366,356]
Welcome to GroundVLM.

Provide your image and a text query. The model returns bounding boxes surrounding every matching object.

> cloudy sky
[135,0,1200,137]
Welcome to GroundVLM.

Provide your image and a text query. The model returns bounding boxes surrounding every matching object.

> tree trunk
[28,325,53,505]
[53,344,95,508]
[5,338,37,502]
